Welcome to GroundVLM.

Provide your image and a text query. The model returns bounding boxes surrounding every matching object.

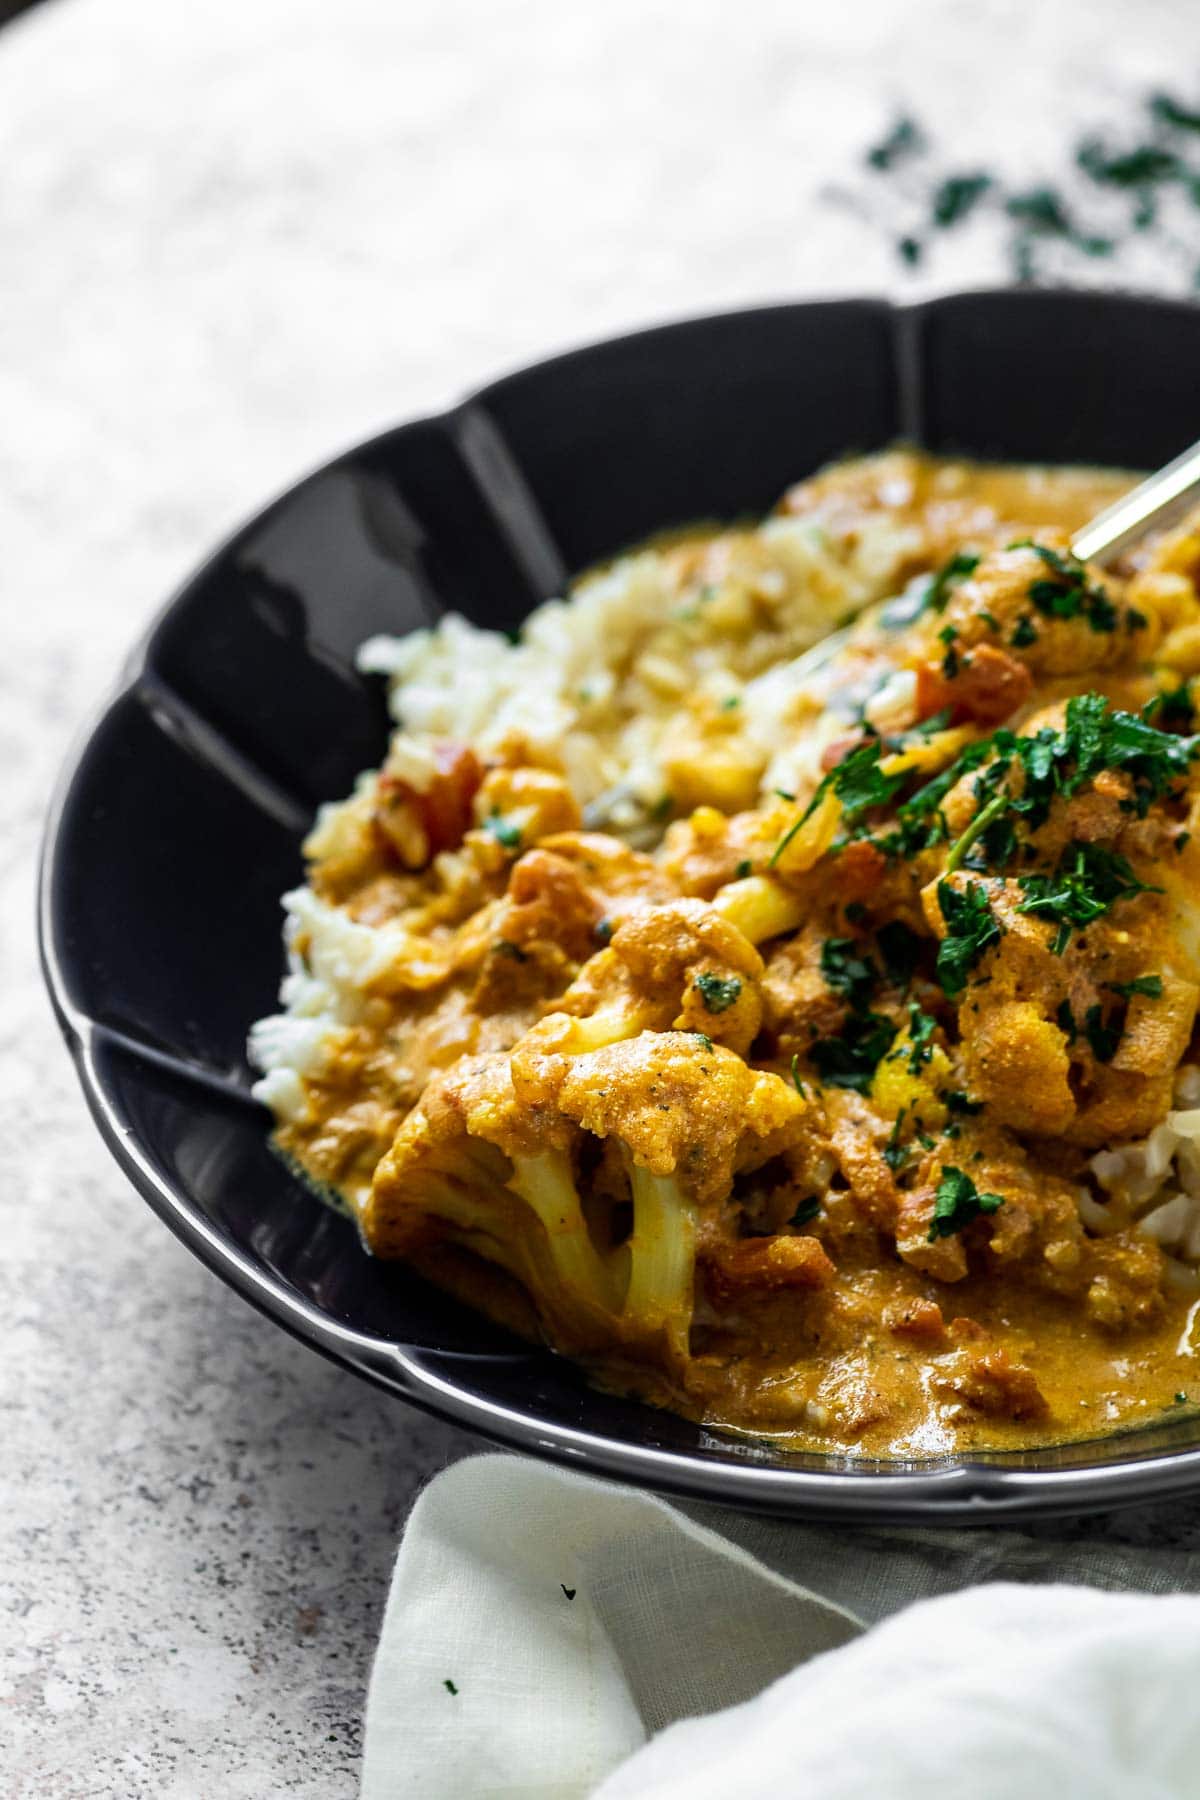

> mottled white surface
[4,0,1200,1793]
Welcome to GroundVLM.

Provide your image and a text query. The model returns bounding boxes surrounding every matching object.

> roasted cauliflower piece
[366,1017,812,1366]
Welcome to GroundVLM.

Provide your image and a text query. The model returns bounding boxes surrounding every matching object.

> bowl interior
[43,290,1200,1518]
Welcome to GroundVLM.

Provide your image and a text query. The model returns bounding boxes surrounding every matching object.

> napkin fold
[360,1454,1200,1799]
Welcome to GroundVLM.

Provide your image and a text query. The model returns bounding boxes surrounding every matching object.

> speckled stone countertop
[5,0,1200,1793]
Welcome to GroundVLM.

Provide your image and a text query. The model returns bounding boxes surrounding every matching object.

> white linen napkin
[360,1453,1200,1799]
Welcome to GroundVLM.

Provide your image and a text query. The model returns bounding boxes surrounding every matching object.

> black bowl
[40,289,1200,1522]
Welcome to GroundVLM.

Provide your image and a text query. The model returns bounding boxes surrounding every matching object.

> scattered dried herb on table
[854,87,1200,285]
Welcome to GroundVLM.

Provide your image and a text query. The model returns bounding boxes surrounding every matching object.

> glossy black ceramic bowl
[41,290,1200,1522]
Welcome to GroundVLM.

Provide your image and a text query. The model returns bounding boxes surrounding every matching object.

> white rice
[1087,1066,1200,1271]
[356,514,922,832]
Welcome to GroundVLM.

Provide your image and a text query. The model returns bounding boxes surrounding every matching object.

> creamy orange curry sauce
[263,452,1200,1457]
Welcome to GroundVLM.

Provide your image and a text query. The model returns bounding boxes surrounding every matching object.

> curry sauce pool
[249,451,1200,1456]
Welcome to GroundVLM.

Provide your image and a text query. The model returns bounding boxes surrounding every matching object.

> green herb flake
[925,553,981,614]
[790,1052,808,1098]
[1077,137,1182,190]
[932,173,993,228]
[1017,842,1159,954]
[1106,974,1163,1000]
[867,115,924,171]
[484,812,522,850]
[772,740,906,865]
[821,937,878,1009]
[1145,682,1196,734]
[810,1013,898,1094]
[1011,615,1038,648]
[788,1196,821,1228]
[443,1679,459,1695]
[905,1002,938,1072]
[877,919,922,987]
[883,1106,909,1172]
[1005,186,1073,236]
[1056,998,1078,1046]
[734,858,752,879]
[694,972,743,1014]
[1083,1001,1124,1064]
[1150,93,1200,133]
[936,880,1002,997]
[944,1089,984,1116]
[691,1032,714,1052]
[1013,541,1117,633]
[928,1166,1005,1241]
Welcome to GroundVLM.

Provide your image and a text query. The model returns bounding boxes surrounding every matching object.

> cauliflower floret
[366,1010,812,1367]
[938,538,1153,677]
[541,897,766,1056]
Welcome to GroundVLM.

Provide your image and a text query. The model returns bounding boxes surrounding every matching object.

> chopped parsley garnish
[734,858,752,879]
[1010,541,1118,632]
[867,115,923,170]
[1145,682,1196,734]
[877,919,922,987]
[788,1196,821,1228]
[1011,615,1038,648]
[691,1032,714,1052]
[694,972,743,1013]
[883,1106,909,1172]
[932,173,992,227]
[772,740,906,865]
[1016,842,1158,955]
[945,789,1009,875]
[905,1002,938,1071]
[443,1679,459,1695]
[944,1089,984,1115]
[938,623,960,678]
[924,553,980,613]
[936,880,1002,997]
[1005,186,1073,236]
[1084,1001,1124,1063]
[721,694,741,711]
[810,1013,897,1093]
[928,1167,1005,1241]
[561,1584,577,1600]
[1150,93,1200,133]
[1106,974,1163,1000]
[484,812,522,850]
[1077,137,1182,190]
[594,916,614,943]
[1057,998,1078,1045]
[820,937,878,1010]
[891,693,1195,882]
